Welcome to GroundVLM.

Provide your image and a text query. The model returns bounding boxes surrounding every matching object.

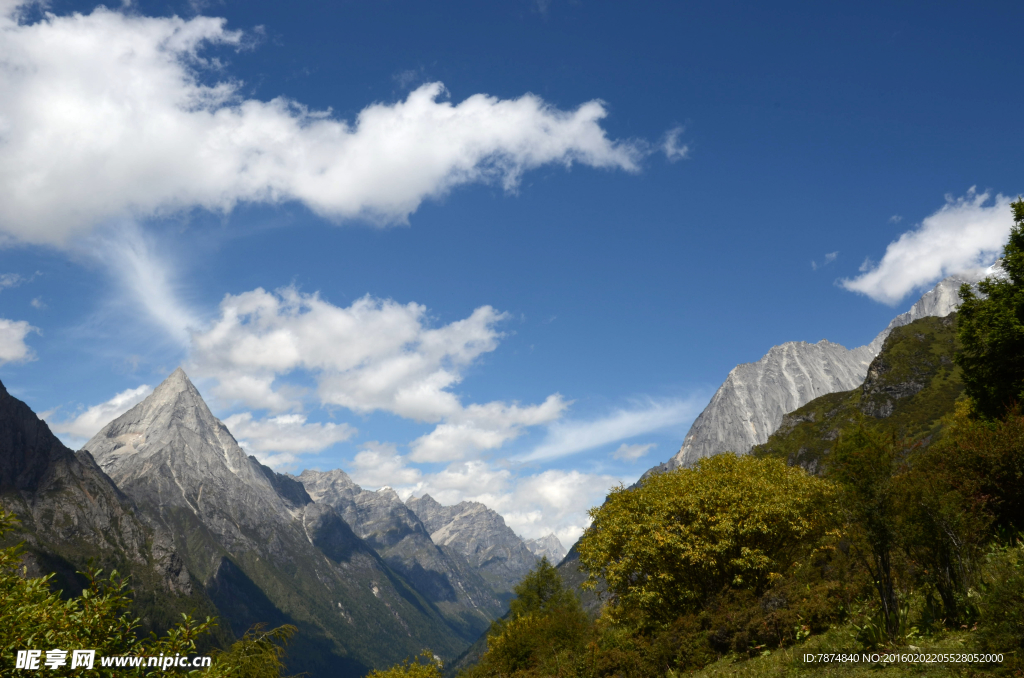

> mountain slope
[658,276,968,471]
[0,378,219,640]
[298,469,504,641]
[406,494,538,601]
[752,313,962,472]
[82,369,466,677]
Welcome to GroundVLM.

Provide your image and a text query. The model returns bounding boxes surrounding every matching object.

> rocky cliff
[406,494,538,600]
[82,369,466,677]
[657,276,968,471]
[298,469,503,641]
[0,378,217,638]
[524,534,567,564]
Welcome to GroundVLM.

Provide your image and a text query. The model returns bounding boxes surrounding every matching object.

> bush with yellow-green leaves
[577,453,841,625]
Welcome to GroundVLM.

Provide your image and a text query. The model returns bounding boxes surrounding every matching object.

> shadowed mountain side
[406,493,539,602]
[0,378,225,644]
[299,469,503,641]
[753,313,962,473]
[82,369,467,677]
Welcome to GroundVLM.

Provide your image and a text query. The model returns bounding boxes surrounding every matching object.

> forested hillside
[438,201,1024,678]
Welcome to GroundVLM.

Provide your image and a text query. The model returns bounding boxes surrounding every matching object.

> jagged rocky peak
[0,378,191,596]
[297,471,505,638]
[406,494,539,596]
[524,534,567,564]
[83,368,300,532]
[657,274,969,472]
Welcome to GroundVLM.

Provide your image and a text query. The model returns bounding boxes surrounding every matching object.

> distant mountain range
[0,367,563,677]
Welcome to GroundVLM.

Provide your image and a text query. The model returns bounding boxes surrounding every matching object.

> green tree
[956,197,1024,419]
[463,558,592,678]
[829,430,909,641]
[577,454,840,625]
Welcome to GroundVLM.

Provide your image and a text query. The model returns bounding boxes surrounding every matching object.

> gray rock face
[298,469,503,640]
[660,276,968,471]
[524,534,567,564]
[82,368,466,676]
[0,378,202,632]
[406,494,539,598]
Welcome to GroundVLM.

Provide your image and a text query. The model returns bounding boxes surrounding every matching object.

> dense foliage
[956,197,1024,420]
[577,454,840,624]
[0,509,295,676]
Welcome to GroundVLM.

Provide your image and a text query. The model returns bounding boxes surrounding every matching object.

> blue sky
[0,0,1020,544]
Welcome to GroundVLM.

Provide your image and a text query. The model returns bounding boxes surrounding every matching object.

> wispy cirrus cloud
[517,398,699,462]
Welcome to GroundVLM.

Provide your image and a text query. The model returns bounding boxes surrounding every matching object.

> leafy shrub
[577,454,841,624]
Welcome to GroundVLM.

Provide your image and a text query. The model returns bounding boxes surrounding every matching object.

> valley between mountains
[0,273,989,677]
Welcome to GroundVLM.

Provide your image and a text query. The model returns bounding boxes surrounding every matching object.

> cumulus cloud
[0,318,37,364]
[407,465,618,544]
[0,4,642,245]
[612,442,654,461]
[47,384,152,442]
[191,286,565,456]
[518,398,699,462]
[348,441,423,489]
[841,189,1014,305]
[223,411,355,467]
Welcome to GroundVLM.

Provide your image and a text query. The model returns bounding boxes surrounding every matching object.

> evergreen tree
[956,197,1024,419]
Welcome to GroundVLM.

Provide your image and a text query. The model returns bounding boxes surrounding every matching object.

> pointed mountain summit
[83,369,467,677]
[0,378,208,634]
[406,494,539,600]
[87,368,301,544]
[298,469,504,640]
[525,534,567,564]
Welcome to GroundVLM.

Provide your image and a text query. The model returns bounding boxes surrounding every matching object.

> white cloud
[0,273,24,290]
[348,442,423,489]
[223,411,355,467]
[47,384,152,441]
[30,297,45,309]
[0,318,36,364]
[518,398,699,462]
[612,442,654,461]
[82,223,200,344]
[841,189,1014,305]
[191,286,565,457]
[811,251,838,271]
[662,126,689,162]
[409,395,568,462]
[0,4,642,245]
[374,456,618,544]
